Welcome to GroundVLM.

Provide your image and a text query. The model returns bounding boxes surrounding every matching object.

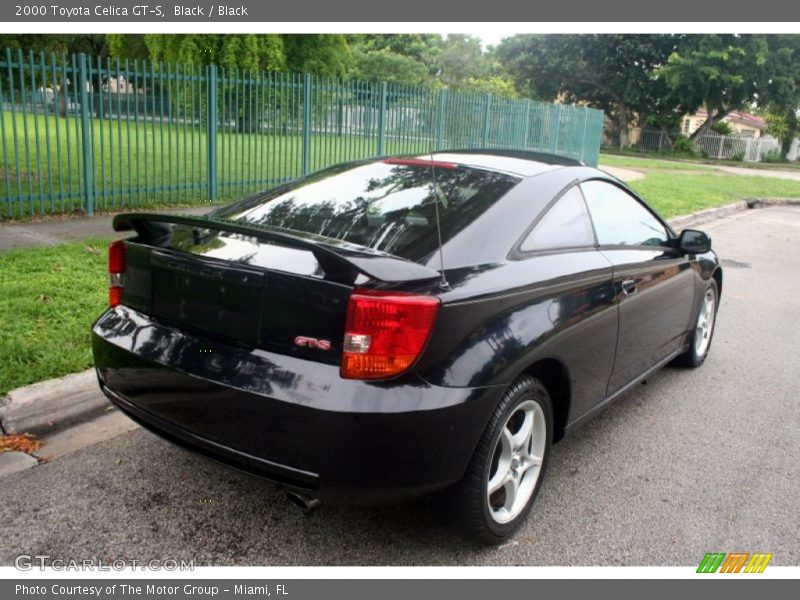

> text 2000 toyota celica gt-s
[92,150,721,544]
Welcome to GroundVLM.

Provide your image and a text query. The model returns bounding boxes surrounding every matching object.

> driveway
[0,206,798,566]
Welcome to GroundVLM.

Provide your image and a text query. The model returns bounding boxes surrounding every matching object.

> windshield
[215,160,520,261]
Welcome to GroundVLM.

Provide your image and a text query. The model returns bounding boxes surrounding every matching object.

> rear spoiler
[112,213,442,284]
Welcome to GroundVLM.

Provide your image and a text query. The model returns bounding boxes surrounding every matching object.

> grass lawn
[599,154,716,171]
[0,237,110,395]
[630,172,800,217]
[0,111,434,219]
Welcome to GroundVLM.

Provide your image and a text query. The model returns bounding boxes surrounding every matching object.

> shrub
[730,150,746,162]
[672,135,699,156]
[762,149,786,163]
[711,121,734,136]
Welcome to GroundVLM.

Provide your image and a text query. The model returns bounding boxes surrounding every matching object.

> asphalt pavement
[0,206,797,566]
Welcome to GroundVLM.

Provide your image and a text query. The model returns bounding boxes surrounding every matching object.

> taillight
[108,240,126,307]
[341,290,440,380]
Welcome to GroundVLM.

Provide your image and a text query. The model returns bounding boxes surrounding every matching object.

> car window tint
[215,161,520,262]
[520,186,595,251]
[581,180,668,247]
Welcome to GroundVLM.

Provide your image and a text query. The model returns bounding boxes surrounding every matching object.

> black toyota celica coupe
[92,149,721,544]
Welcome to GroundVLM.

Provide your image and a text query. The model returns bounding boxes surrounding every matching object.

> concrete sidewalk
[0,205,211,251]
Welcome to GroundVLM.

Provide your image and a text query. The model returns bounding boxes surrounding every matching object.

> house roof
[693,109,766,130]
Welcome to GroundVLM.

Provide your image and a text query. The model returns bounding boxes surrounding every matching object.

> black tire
[674,278,719,368]
[438,375,553,545]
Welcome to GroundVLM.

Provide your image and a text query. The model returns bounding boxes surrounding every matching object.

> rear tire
[438,375,553,545]
[675,279,719,368]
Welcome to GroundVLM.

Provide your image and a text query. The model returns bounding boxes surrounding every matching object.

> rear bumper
[92,307,504,503]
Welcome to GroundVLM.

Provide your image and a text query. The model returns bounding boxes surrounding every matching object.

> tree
[347,34,517,96]
[347,34,442,78]
[656,34,800,142]
[497,34,681,148]
[458,76,519,98]
[350,47,428,86]
[435,35,490,89]
[281,34,350,77]
[106,34,149,60]
[0,34,107,56]
[656,35,761,140]
[761,35,800,158]
[763,111,799,158]
[710,121,733,135]
[141,34,285,71]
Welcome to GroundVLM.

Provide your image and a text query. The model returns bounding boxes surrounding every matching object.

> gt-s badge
[294,336,332,351]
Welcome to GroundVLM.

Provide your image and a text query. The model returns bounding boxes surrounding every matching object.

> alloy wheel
[486,400,547,524]
[694,286,716,357]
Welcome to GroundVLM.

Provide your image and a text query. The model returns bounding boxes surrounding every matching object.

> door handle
[621,279,638,296]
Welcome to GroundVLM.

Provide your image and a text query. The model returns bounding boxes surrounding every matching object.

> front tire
[675,279,719,368]
[440,375,553,545]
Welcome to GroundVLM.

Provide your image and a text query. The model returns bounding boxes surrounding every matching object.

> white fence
[603,126,799,163]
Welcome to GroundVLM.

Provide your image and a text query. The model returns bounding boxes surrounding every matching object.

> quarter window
[580,180,669,247]
[520,186,595,252]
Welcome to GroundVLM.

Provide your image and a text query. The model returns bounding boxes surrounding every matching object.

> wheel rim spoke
[487,428,513,495]
[503,476,520,513]
[511,409,534,451]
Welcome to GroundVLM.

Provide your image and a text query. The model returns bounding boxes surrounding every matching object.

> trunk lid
[114,213,440,365]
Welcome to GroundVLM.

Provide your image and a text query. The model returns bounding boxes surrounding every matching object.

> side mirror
[678,229,711,254]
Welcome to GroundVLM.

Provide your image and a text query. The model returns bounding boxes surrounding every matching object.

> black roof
[439,148,585,167]
[412,149,584,178]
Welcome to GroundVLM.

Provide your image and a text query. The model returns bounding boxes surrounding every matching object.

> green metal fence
[0,49,604,218]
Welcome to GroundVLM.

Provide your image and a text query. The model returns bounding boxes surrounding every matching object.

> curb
[667,197,800,231]
[0,197,796,438]
[745,197,800,209]
[667,200,749,230]
[0,369,110,437]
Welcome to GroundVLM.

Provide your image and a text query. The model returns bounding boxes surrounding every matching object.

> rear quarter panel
[415,251,619,423]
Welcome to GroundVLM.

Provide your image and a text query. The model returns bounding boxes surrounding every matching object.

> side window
[520,186,595,252]
[580,180,669,247]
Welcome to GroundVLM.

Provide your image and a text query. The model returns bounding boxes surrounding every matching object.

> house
[681,110,766,139]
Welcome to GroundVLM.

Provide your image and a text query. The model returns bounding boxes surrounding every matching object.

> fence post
[302,73,312,175]
[521,100,532,149]
[482,94,491,147]
[579,107,589,163]
[550,104,562,154]
[206,64,218,201]
[436,89,447,151]
[377,81,387,156]
[717,135,724,159]
[78,53,95,216]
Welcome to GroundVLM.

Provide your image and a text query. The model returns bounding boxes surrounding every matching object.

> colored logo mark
[697,552,773,573]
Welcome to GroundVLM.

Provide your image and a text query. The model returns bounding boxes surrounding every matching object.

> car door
[515,184,618,419]
[580,179,696,396]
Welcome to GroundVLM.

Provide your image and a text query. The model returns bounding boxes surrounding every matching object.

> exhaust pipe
[286,490,321,514]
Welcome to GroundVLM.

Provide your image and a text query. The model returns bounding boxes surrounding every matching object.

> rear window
[215,160,520,261]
